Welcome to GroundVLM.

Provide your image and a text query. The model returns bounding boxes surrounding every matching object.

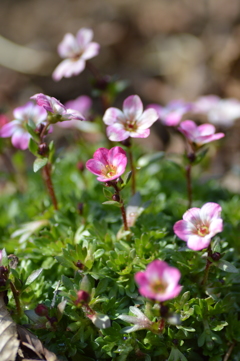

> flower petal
[182,207,201,224]
[93,148,109,165]
[85,159,104,176]
[173,220,196,242]
[103,107,125,125]
[11,130,30,150]
[137,108,158,129]
[200,202,222,223]
[187,235,211,251]
[76,28,93,48]
[108,146,126,163]
[82,42,100,60]
[0,121,19,137]
[197,123,216,136]
[58,33,79,58]
[65,96,92,115]
[129,128,150,138]
[209,218,223,235]
[106,124,129,141]
[123,95,143,120]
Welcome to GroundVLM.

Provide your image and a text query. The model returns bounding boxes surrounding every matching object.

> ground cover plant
[0,27,240,361]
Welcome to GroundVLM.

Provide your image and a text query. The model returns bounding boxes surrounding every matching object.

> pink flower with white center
[103,95,158,141]
[148,100,192,127]
[52,28,100,81]
[173,202,223,251]
[135,260,182,302]
[0,102,47,150]
[178,120,225,146]
[31,93,84,122]
[86,146,127,182]
[58,95,92,129]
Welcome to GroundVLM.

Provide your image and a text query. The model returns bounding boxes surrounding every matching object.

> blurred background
[0,0,240,191]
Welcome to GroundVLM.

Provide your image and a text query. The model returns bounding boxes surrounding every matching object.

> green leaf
[93,249,105,259]
[102,201,121,207]
[137,152,164,168]
[216,260,238,273]
[62,275,74,291]
[121,171,132,187]
[26,122,39,142]
[193,147,209,165]
[1,249,8,267]
[28,138,39,156]
[25,268,43,286]
[33,157,48,172]
[168,347,188,361]
[103,188,113,199]
[95,278,109,296]
[55,256,75,269]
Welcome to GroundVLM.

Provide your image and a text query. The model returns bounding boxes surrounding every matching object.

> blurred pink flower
[0,102,47,150]
[135,260,182,302]
[193,95,240,128]
[173,202,223,251]
[31,93,84,122]
[59,96,92,129]
[52,28,100,81]
[149,100,191,127]
[86,146,127,182]
[103,95,158,141]
[0,114,9,128]
[178,120,225,146]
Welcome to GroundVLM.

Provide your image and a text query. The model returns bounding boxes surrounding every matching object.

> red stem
[128,146,136,195]
[42,163,58,210]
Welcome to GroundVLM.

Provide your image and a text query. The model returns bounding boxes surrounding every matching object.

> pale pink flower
[178,120,225,146]
[0,114,9,128]
[52,28,100,81]
[118,306,153,333]
[103,95,158,141]
[0,102,47,150]
[86,146,127,182]
[58,96,92,129]
[31,93,84,122]
[135,260,182,302]
[193,95,240,128]
[173,202,223,251]
[148,100,192,127]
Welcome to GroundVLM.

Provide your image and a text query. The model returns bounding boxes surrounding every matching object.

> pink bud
[35,304,49,317]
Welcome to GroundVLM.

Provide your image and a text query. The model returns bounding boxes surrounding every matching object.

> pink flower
[149,100,192,127]
[31,93,84,122]
[52,28,100,81]
[193,95,240,128]
[0,102,47,150]
[173,202,223,251]
[0,114,9,128]
[178,120,225,146]
[103,95,158,141]
[135,260,182,302]
[58,96,92,129]
[86,146,127,182]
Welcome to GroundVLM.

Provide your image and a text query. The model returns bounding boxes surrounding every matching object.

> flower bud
[160,304,169,318]
[75,290,90,305]
[35,123,45,135]
[77,203,84,215]
[211,252,221,261]
[112,193,120,202]
[75,260,84,270]
[121,138,131,147]
[77,162,85,172]
[187,152,196,163]
[38,143,49,156]
[35,304,49,317]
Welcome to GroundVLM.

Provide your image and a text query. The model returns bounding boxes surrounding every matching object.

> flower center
[125,116,137,132]
[197,224,209,237]
[151,279,167,294]
[103,164,117,178]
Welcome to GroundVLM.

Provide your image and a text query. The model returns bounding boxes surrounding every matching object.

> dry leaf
[0,291,20,361]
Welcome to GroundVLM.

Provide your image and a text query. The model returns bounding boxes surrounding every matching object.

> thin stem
[39,121,50,143]
[128,145,136,195]
[186,164,192,209]
[202,245,212,286]
[86,61,102,81]
[9,281,21,318]
[42,163,58,210]
[111,181,129,231]
[223,342,236,361]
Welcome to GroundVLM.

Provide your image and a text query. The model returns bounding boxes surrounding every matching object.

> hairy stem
[128,145,136,195]
[223,342,236,361]
[42,163,58,210]
[111,181,129,231]
[202,245,212,286]
[10,281,21,318]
